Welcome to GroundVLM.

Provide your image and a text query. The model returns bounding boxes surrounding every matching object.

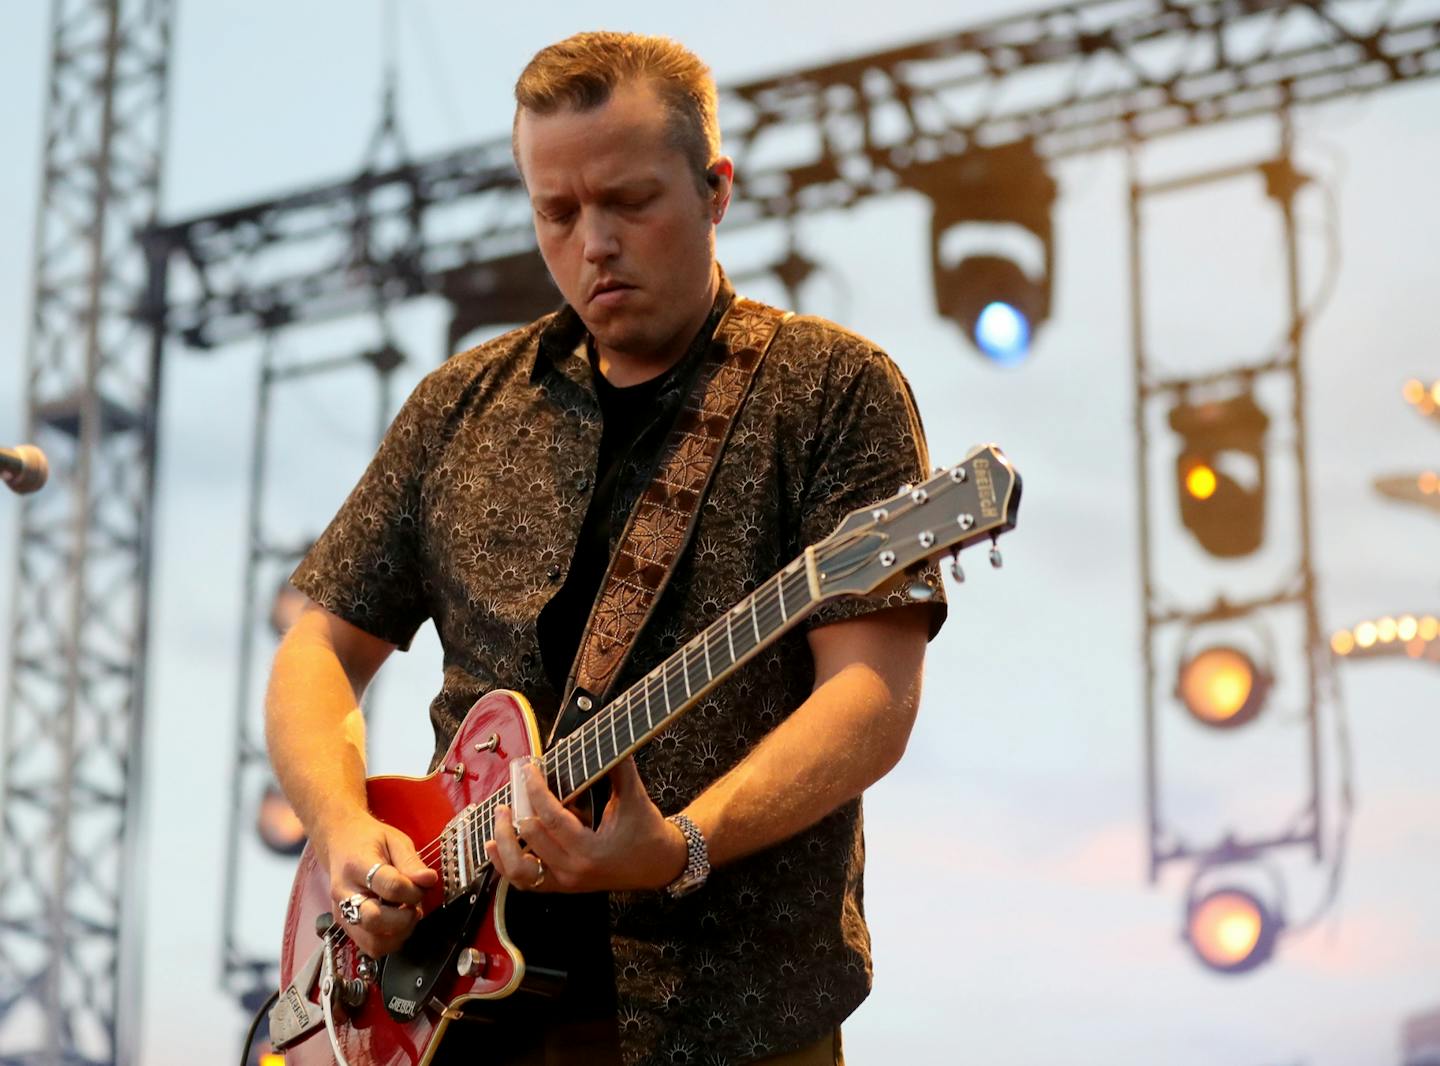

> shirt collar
[531,266,736,385]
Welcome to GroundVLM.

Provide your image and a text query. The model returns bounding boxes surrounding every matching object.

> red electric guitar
[269,445,1021,1065]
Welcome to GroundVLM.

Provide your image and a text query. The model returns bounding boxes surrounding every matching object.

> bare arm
[685,603,929,865]
[265,603,437,955]
[487,604,930,891]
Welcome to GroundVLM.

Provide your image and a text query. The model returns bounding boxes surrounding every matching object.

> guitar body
[277,690,546,1066]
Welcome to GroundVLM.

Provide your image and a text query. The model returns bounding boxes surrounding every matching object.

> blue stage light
[974,301,1031,363]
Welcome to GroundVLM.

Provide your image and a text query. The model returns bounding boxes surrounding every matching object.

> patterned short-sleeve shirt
[292,274,946,1065]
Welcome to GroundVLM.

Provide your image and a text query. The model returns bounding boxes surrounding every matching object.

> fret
[702,630,713,680]
[681,644,692,699]
[778,578,788,623]
[725,613,736,665]
[750,594,761,644]
[609,702,619,761]
[662,668,673,714]
[644,676,653,726]
[546,758,563,797]
[578,730,590,782]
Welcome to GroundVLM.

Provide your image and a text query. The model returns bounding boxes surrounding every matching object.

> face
[515,80,731,368]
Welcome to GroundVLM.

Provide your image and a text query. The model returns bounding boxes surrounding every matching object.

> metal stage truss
[0,2,172,1065]
[1,0,1438,1059]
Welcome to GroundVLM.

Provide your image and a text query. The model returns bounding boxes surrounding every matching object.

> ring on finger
[531,857,545,889]
[365,862,384,893]
[339,892,369,926]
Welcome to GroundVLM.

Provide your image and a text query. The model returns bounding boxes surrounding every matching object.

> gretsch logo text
[285,987,310,1024]
[974,459,998,519]
[388,995,419,1016]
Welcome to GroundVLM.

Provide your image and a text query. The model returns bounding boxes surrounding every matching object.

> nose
[580,209,620,264]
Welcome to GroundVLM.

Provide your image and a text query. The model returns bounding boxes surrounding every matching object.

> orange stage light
[1186,887,1277,973]
[1178,646,1265,728]
[1184,463,1218,501]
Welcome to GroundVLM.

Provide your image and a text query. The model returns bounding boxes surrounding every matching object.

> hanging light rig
[902,141,1057,366]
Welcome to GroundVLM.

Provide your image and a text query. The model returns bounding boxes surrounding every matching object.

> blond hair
[514,32,720,191]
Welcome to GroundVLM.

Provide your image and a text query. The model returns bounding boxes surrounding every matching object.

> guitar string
[402,572,796,874]
[400,568,804,878]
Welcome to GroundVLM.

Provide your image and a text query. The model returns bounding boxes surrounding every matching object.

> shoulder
[763,311,917,409]
[396,316,555,416]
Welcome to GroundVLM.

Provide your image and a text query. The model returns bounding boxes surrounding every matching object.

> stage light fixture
[1184,886,1282,974]
[257,781,307,856]
[1169,391,1270,557]
[1177,645,1270,729]
[904,142,1056,365]
[269,578,310,637]
[938,256,1046,365]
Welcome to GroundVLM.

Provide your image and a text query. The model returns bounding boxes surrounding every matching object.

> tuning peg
[949,556,965,583]
[989,545,1003,569]
[907,580,934,602]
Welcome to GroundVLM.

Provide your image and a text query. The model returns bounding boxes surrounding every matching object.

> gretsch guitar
[269,444,1021,1065]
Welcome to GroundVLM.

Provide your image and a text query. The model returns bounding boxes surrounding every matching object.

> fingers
[484,805,547,890]
[364,828,439,906]
[320,816,436,956]
[607,756,644,800]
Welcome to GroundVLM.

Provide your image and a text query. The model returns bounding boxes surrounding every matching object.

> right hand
[314,812,440,958]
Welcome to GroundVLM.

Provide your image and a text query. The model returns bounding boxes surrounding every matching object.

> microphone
[1,445,49,494]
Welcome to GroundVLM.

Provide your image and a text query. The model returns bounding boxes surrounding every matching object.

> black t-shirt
[536,345,680,701]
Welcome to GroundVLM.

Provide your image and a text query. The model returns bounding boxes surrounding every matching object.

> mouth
[589,279,636,305]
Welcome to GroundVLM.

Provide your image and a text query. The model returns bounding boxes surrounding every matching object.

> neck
[594,266,719,387]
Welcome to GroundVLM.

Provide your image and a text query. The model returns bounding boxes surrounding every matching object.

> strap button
[546,563,562,581]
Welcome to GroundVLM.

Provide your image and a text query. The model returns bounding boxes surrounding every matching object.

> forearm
[263,615,374,842]
[683,656,919,867]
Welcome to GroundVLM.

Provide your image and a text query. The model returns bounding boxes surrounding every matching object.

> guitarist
[266,31,946,1066]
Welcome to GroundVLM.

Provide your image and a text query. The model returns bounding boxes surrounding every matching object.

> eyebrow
[533,178,662,209]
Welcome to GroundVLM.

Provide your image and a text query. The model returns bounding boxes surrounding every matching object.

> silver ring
[531,858,545,889]
[339,892,368,926]
[365,862,384,893]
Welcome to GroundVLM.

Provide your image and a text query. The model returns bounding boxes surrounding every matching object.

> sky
[1,2,1438,1065]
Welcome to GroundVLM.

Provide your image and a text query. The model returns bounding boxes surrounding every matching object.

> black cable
[240,987,280,1066]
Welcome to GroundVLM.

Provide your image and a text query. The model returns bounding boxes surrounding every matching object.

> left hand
[484,757,688,893]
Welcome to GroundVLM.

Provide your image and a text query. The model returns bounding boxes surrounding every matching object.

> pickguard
[378,872,490,1022]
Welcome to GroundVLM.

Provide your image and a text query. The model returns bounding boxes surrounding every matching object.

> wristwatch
[665,813,710,898]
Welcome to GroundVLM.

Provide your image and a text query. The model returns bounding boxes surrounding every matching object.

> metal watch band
[665,813,710,898]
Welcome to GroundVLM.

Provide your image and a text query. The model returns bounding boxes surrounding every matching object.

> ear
[705,158,735,224]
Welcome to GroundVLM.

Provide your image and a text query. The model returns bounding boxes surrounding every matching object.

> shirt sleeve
[799,342,948,639]
[289,369,449,651]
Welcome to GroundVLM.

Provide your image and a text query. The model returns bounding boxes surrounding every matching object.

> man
[265,31,945,1066]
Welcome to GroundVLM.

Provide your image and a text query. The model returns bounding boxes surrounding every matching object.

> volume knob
[456,947,486,978]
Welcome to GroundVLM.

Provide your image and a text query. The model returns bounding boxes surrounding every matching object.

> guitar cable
[239,987,280,1066]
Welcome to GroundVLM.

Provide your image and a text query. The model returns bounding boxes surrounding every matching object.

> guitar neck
[440,444,1018,903]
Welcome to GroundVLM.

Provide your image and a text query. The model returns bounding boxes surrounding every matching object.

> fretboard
[442,554,818,900]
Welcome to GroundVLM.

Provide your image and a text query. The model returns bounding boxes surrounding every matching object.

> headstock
[812,444,1021,599]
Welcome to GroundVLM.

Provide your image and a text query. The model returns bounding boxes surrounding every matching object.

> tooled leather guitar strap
[547,297,793,747]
